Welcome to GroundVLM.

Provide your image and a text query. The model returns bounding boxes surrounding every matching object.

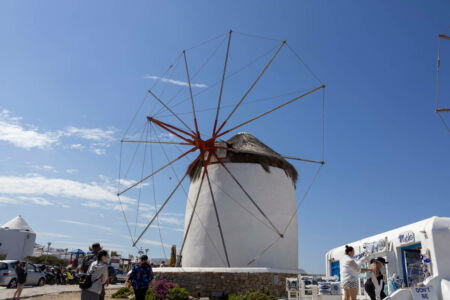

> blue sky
[0,1,449,273]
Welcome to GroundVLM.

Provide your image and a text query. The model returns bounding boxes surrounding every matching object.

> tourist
[80,242,103,273]
[160,261,165,268]
[341,245,370,300]
[127,255,154,300]
[13,261,27,300]
[364,257,387,300]
[81,250,109,300]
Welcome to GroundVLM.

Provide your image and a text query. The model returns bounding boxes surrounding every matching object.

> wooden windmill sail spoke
[205,168,231,267]
[133,171,189,247]
[224,147,325,165]
[213,152,284,238]
[149,119,195,144]
[183,50,200,135]
[148,89,195,134]
[217,85,325,138]
[215,40,286,135]
[180,165,207,255]
[117,146,198,196]
[436,33,450,132]
[120,139,191,146]
[213,30,232,136]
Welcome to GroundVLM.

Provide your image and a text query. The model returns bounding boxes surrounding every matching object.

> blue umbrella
[71,249,85,255]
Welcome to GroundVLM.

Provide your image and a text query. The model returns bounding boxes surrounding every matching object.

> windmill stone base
[153,267,304,298]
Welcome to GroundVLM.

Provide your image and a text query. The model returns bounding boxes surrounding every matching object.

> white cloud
[144,75,208,88]
[0,109,116,155]
[0,174,135,205]
[58,219,112,232]
[63,127,116,142]
[0,109,59,149]
[66,169,79,174]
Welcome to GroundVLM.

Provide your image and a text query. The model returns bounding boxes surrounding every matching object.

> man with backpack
[80,243,102,273]
[79,243,108,300]
[80,250,109,300]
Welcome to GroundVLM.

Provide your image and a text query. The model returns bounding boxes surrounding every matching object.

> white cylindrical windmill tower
[182,132,298,269]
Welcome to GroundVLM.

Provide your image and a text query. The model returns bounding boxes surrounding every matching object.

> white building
[325,216,450,300]
[0,216,36,260]
[182,133,298,269]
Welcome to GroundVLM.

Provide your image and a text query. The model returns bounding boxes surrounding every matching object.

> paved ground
[0,284,123,299]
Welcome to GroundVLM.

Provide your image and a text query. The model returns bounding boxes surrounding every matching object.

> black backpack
[81,254,96,273]
[78,273,100,290]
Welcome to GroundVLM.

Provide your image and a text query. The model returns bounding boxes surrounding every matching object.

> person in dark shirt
[127,255,154,300]
[364,257,388,300]
[13,261,27,300]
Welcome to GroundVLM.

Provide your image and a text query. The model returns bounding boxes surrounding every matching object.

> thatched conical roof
[189,132,298,185]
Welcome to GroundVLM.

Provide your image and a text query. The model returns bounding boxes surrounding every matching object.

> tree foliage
[24,255,69,266]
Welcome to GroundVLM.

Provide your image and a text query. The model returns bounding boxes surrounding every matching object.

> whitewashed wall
[0,229,36,260]
[182,163,298,269]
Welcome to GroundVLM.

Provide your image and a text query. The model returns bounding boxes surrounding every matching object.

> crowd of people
[10,242,155,300]
[341,245,388,300]
[79,242,154,300]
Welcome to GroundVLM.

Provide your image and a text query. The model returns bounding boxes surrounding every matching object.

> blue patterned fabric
[129,263,154,290]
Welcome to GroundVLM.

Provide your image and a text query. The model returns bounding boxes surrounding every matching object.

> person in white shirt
[341,245,370,300]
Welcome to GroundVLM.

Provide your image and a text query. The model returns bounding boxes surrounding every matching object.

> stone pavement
[0,283,122,299]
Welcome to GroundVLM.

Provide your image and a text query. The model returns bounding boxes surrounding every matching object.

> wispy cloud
[66,169,79,174]
[32,165,58,173]
[38,232,70,238]
[68,144,85,150]
[0,195,54,206]
[18,196,54,206]
[0,109,59,149]
[133,222,184,233]
[141,239,172,248]
[144,75,208,88]
[0,174,135,206]
[62,127,116,142]
[58,219,112,232]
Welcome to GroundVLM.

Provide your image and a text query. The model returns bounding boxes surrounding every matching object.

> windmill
[117,30,326,269]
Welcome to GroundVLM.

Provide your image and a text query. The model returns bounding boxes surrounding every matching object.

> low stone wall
[154,268,299,298]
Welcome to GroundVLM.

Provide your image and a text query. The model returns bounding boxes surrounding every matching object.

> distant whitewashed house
[0,216,36,260]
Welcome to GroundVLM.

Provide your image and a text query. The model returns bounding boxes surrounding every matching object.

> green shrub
[166,287,189,300]
[112,287,133,298]
[228,289,277,300]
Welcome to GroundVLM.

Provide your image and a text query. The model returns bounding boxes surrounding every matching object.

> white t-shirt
[340,254,360,283]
